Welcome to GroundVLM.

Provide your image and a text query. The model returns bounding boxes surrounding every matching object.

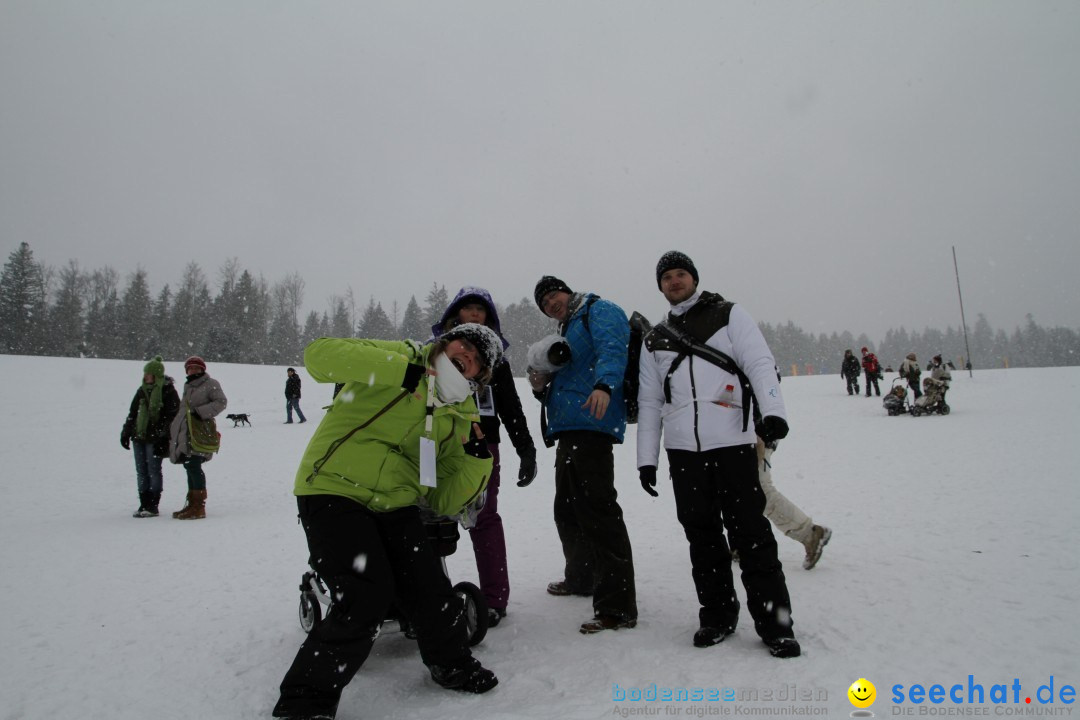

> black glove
[639,466,658,497]
[462,424,491,460]
[462,438,491,460]
[121,432,131,450]
[401,363,426,393]
[758,416,789,444]
[516,448,538,487]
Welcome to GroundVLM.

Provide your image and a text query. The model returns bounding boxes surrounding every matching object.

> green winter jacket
[293,337,492,518]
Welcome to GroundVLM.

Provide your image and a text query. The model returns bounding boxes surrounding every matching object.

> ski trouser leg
[757,442,814,545]
[379,506,473,669]
[554,432,637,620]
[276,496,396,717]
[714,444,795,642]
[668,449,739,631]
[468,444,509,611]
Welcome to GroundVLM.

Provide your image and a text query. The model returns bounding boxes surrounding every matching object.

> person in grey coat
[168,355,227,519]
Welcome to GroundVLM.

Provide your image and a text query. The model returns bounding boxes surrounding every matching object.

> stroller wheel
[299,590,321,633]
[911,406,922,416]
[453,581,489,647]
[940,403,950,415]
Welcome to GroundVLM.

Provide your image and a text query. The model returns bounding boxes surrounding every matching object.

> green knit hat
[143,355,165,379]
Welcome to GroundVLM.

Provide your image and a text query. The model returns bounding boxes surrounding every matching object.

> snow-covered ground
[2,354,1078,719]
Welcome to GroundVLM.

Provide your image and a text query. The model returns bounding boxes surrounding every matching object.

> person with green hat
[121,355,181,517]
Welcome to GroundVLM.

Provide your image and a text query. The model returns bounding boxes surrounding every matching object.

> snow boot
[693,626,734,648]
[145,492,161,517]
[546,580,591,597]
[171,492,191,518]
[487,607,507,628]
[133,493,151,518]
[174,489,207,520]
[802,525,832,570]
[429,657,499,694]
[763,636,801,658]
[271,694,339,720]
[579,614,637,634]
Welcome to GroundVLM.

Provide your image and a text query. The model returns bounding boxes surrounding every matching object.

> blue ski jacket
[544,293,630,443]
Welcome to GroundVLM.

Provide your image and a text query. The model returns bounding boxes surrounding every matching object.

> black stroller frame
[883,377,912,416]
[911,377,951,416]
[296,516,489,647]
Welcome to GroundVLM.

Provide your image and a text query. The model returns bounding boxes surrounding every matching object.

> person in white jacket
[636,251,800,659]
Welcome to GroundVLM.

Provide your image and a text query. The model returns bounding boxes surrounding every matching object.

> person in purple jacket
[430,287,538,628]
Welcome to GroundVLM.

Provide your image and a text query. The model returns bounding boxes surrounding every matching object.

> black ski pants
[553,431,637,620]
[864,370,881,396]
[845,374,860,395]
[276,495,472,716]
[668,444,795,641]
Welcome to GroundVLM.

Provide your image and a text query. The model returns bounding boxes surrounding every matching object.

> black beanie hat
[534,275,572,310]
[442,322,504,377]
[656,251,699,290]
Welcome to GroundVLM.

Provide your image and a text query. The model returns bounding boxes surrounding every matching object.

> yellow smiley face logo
[848,678,876,708]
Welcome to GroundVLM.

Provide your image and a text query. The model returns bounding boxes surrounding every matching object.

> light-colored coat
[930,362,952,388]
[899,357,921,382]
[637,292,787,469]
[169,372,228,463]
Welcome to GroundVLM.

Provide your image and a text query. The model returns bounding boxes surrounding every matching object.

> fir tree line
[0,243,556,372]
[2,242,1077,374]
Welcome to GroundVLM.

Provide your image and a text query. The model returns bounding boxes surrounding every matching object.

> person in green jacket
[274,323,504,720]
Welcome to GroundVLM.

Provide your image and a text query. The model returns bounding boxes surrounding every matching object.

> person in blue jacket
[530,275,638,634]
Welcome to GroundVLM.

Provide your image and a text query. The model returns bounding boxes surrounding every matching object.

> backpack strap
[645,295,755,433]
[567,294,600,336]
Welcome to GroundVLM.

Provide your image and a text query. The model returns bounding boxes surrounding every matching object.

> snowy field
[1,354,1078,720]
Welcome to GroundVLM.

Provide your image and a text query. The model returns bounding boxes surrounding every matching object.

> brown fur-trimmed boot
[171,492,192,519]
[174,489,206,519]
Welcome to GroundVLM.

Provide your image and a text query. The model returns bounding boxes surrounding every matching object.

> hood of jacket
[430,286,510,350]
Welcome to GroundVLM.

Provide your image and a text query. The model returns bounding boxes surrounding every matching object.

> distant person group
[842,347,955,416]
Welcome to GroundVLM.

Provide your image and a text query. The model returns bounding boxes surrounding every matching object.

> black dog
[226,413,252,428]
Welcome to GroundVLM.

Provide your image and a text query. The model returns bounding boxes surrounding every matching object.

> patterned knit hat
[533,275,572,310]
[655,251,699,289]
[143,355,165,378]
[184,356,207,373]
[442,323,503,377]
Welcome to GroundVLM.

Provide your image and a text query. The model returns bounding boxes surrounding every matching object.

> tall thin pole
[952,246,973,377]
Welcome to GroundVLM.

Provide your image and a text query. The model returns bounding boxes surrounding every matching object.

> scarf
[432,352,473,405]
[135,379,164,440]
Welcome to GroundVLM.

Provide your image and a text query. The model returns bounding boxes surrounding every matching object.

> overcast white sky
[2,1,1077,340]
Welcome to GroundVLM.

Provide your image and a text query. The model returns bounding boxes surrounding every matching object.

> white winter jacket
[636,292,787,469]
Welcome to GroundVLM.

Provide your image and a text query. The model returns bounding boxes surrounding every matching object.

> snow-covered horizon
[2,354,1077,719]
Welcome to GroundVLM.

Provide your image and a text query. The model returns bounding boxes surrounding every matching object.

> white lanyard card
[420,436,437,488]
